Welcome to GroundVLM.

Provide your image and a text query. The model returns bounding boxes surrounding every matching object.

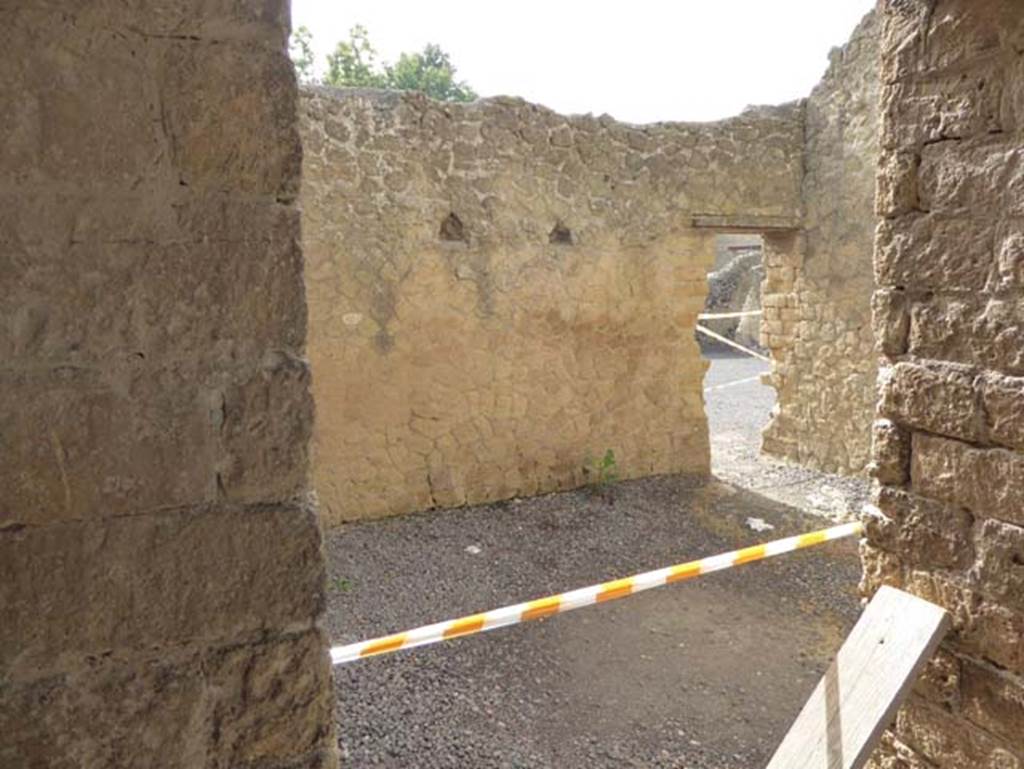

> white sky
[292,0,875,124]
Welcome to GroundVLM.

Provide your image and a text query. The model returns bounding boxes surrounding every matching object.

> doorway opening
[699,234,775,479]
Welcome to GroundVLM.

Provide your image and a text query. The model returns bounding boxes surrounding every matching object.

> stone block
[879,361,983,442]
[918,140,1024,217]
[878,1,930,85]
[218,352,313,504]
[880,62,1010,150]
[204,631,335,768]
[991,220,1024,292]
[971,519,1024,613]
[875,215,996,291]
[25,2,290,46]
[859,540,905,596]
[0,651,208,769]
[0,630,332,769]
[158,42,300,200]
[917,0,1024,76]
[0,11,167,190]
[912,433,1024,526]
[909,296,1024,377]
[901,568,972,632]
[865,732,937,769]
[900,568,1024,675]
[1007,52,1024,135]
[872,288,910,357]
[876,150,919,217]
[0,366,218,527]
[961,659,1024,746]
[867,486,974,570]
[0,504,325,678]
[914,648,961,710]
[0,200,305,366]
[895,696,1022,768]
[960,600,1024,676]
[870,419,911,484]
[982,372,1024,451]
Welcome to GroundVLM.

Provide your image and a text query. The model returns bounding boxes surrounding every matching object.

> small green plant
[331,576,353,593]
[583,448,619,501]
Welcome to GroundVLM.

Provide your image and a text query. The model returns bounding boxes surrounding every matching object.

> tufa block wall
[762,10,882,474]
[864,1,1024,766]
[0,4,337,768]
[300,88,805,523]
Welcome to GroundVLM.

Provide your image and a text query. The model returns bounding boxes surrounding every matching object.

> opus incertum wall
[862,1,1024,766]
[300,88,805,523]
[301,11,887,524]
[761,10,881,475]
[0,4,337,767]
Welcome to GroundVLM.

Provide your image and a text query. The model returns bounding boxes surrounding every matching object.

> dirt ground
[326,351,870,768]
[703,350,871,519]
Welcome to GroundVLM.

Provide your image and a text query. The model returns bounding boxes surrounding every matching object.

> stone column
[0,4,337,767]
[863,1,1024,765]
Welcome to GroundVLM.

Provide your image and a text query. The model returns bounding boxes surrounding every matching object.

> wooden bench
[767,585,950,769]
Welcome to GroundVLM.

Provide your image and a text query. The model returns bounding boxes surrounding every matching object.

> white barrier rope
[704,374,765,393]
[697,310,764,320]
[695,324,771,362]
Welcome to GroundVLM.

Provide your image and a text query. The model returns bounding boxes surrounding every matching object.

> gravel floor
[326,353,869,767]
[704,350,871,521]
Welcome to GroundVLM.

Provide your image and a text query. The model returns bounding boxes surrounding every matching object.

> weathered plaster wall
[863,1,1024,765]
[301,88,804,523]
[762,10,881,474]
[0,4,336,767]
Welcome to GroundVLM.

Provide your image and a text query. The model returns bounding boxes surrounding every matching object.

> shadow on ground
[326,475,862,768]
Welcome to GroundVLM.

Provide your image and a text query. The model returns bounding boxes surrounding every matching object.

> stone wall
[0,4,336,767]
[863,1,1024,766]
[301,88,804,523]
[762,10,881,474]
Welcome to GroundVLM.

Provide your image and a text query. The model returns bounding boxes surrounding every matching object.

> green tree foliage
[386,44,477,102]
[325,24,387,89]
[289,25,316,84]
[297,25,476,102]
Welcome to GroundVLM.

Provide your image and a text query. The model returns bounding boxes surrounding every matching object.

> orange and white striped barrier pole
[329,520,863,665]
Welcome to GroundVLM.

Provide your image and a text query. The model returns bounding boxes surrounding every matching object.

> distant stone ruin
[702,234,764,351]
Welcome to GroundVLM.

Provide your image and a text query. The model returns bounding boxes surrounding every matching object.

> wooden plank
[767,586,950,769]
